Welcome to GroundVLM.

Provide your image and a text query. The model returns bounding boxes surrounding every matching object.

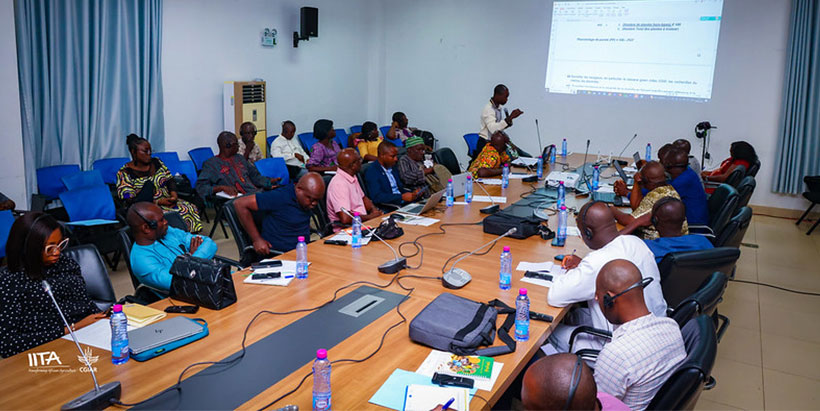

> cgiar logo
[77,347,100,373]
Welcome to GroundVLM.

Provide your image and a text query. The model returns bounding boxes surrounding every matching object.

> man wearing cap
[397,136,452,195]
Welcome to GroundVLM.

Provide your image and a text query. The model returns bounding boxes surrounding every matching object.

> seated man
[364,140,423,208]
[386,111,417,143]
[238,121,263,164]
[521,353,629,410]
[594,259,686,410]
[673,138,702,177]
[644,197,713,263]
[397,136,451,194]
[270,120,310,181]
[196,131,278,198]
[355,121,383,163]
[326,148,383,226]
[547,201,666,353]
[233,172,325,261]
[612,161,688,240]
[663,148,709,225]
[127,202,217,294]
[468,130,510,178]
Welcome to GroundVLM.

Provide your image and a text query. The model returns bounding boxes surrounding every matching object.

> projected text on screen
[544,0,723,102]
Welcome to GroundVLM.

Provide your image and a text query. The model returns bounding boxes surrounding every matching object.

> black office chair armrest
[688,225,715,236]
[575,348,601,362]
[568,326,612,352]
[214,255,243,269]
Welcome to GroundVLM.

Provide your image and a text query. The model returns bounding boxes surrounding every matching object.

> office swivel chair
[796,176,820,235]
[433,147,462,175]
[657,247,740,309]
[713,207,752,248]
[63,244,117,313]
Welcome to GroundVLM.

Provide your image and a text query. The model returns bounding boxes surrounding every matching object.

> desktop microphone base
[442,268,472,289]
[480,205,500,214]
[378,258,407,274]
[61,381,121,411]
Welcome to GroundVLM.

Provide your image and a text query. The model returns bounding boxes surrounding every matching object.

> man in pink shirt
[326,148,383,226]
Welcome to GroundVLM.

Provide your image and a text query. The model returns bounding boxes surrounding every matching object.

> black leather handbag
[169,255,237,310]
[373,215,404,239]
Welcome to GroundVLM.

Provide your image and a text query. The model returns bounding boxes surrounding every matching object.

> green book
[443,354,494,380]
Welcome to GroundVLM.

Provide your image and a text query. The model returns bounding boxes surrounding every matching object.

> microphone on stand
[475,180,501,214]
[616,133,638,161]
[42,280,121,410]
[441,228,518,289]
[579,139,591,188]
[340,208,406,274]
[535,119,544,156]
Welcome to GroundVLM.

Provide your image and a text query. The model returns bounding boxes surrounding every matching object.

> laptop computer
[633,151,641,165]
[612,160,634,186]
[128,316,205,355]
[581,176,627,206]
[451,172,469,198]
[397,189,445,215]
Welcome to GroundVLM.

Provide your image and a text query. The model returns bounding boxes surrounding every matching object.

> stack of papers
[62,319,138,352]
[415,350,504,392]
[326,230,373,246]
[516,261,568,287]
[404,385,470,411]
[369,369,477,411]
[243,259,305,286]
[122,304,166,327]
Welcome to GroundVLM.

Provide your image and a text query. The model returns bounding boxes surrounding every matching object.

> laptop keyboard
[402,204,423,214]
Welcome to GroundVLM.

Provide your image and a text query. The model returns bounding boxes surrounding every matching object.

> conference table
[0,153,619,410]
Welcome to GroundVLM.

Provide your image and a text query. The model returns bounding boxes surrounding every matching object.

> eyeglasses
[45,238,70,255]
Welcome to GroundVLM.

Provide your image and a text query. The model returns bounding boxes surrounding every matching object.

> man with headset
[127,202,217,294]
[546,201,666,354]
[594,259,686,410]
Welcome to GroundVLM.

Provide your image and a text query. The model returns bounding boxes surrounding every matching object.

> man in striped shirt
[594,259,686,410]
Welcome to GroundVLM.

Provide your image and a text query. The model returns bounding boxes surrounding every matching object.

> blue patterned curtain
[15,0,165,198]
[774,0,820,194]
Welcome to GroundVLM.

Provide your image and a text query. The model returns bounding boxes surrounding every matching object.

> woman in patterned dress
[116,134,203,232]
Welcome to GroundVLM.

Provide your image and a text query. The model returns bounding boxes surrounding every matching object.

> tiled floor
[107,213,820,410]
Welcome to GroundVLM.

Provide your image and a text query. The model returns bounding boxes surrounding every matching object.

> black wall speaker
[301,7,318,38]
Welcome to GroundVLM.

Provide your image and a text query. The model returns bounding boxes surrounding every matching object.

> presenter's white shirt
[478,99,509,140]
[547,235,668,333]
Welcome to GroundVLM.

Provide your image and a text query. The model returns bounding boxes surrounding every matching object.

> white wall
[0,0,27,207]
[380,0,808,210]
[161,0,383,154]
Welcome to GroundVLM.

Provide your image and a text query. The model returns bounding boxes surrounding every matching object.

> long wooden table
[0,154,607,410]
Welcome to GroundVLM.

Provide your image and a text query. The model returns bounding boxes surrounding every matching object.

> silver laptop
[128,316,205,354]
[633,151,641,165]
[397,189,445,215]
[612,160,634,186]
[450,172,469,198]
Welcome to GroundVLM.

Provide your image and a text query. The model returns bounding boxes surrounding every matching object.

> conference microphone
[580,139,591,185]
[441,228,518,289]
[535,119,544,155]
[42,280,121,410]
[617,133,638,159]
[475,180,501,214]
[340,208,406,274]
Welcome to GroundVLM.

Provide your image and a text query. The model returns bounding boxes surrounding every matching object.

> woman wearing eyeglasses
[0,212,103,358]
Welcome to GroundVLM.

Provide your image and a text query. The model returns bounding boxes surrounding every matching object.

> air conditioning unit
[223,81,267,157]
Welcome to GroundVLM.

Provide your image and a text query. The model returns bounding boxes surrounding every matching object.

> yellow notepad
[122,303,166,327]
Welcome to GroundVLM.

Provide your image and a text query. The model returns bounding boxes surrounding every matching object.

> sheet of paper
[215,191,238,199]
[508,173,536,180]
[61,319,138,352]
[404,385,470,411]
[511,157,539,167]
[389,214,440,227]
[515,261,557,272]
[521,276,553,288]
[415,350,504,392]
[596,184,616,193]
[243,274,295,286]
[566,226,581,236]
[369,369,477,411]
[327,230,372,246]
[476,178,502,185]
[471,196,506,203]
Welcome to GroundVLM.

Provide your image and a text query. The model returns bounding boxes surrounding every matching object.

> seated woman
[702,141,757,193]
[354,121,382,163]
[116,134,203,232]
[307,119,342,173]
[0,212,103,358]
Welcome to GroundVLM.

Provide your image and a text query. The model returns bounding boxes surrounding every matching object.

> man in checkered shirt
[593,259,686,410]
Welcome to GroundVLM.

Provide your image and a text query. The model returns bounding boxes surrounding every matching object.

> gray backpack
[409,293,516,356]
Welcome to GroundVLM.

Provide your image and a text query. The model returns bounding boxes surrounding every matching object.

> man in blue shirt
[663,149,709,225]
[232,172,326,259]
[127,203,218,293]
[364,141,423,208]
[644,197,713,263]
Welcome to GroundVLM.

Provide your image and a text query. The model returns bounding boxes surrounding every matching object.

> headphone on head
[650,196,682,227]
[603,277,653,308]
[579,200,603,240]
[564,355,584,410]
[134,209,158,230]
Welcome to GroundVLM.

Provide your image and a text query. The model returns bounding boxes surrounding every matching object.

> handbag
[373,215,404,239]
[482,212,545,239]
[169,255,237,310]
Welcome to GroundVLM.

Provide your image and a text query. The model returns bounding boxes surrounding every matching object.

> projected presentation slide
[544,0,724,102]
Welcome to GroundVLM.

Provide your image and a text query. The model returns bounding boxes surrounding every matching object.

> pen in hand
[561,249,577,269]
[442,397,455,410]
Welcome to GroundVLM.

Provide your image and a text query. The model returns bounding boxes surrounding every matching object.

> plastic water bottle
[296,236,308,279]
[558,205,568,241]
[592,165,600,191]
[312,349,331,411]
[515,288,530,341]
[646,143,652,162]
[561,138,568,157]
[550,145,556,164]
[110,304,129,365]
[537,156,544,180]
[351,212,362,249]
[446,178,454,207]
[499,246,512,290]
[557,181,566,208]
[465,175,473,203]
[502,163,510,188]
